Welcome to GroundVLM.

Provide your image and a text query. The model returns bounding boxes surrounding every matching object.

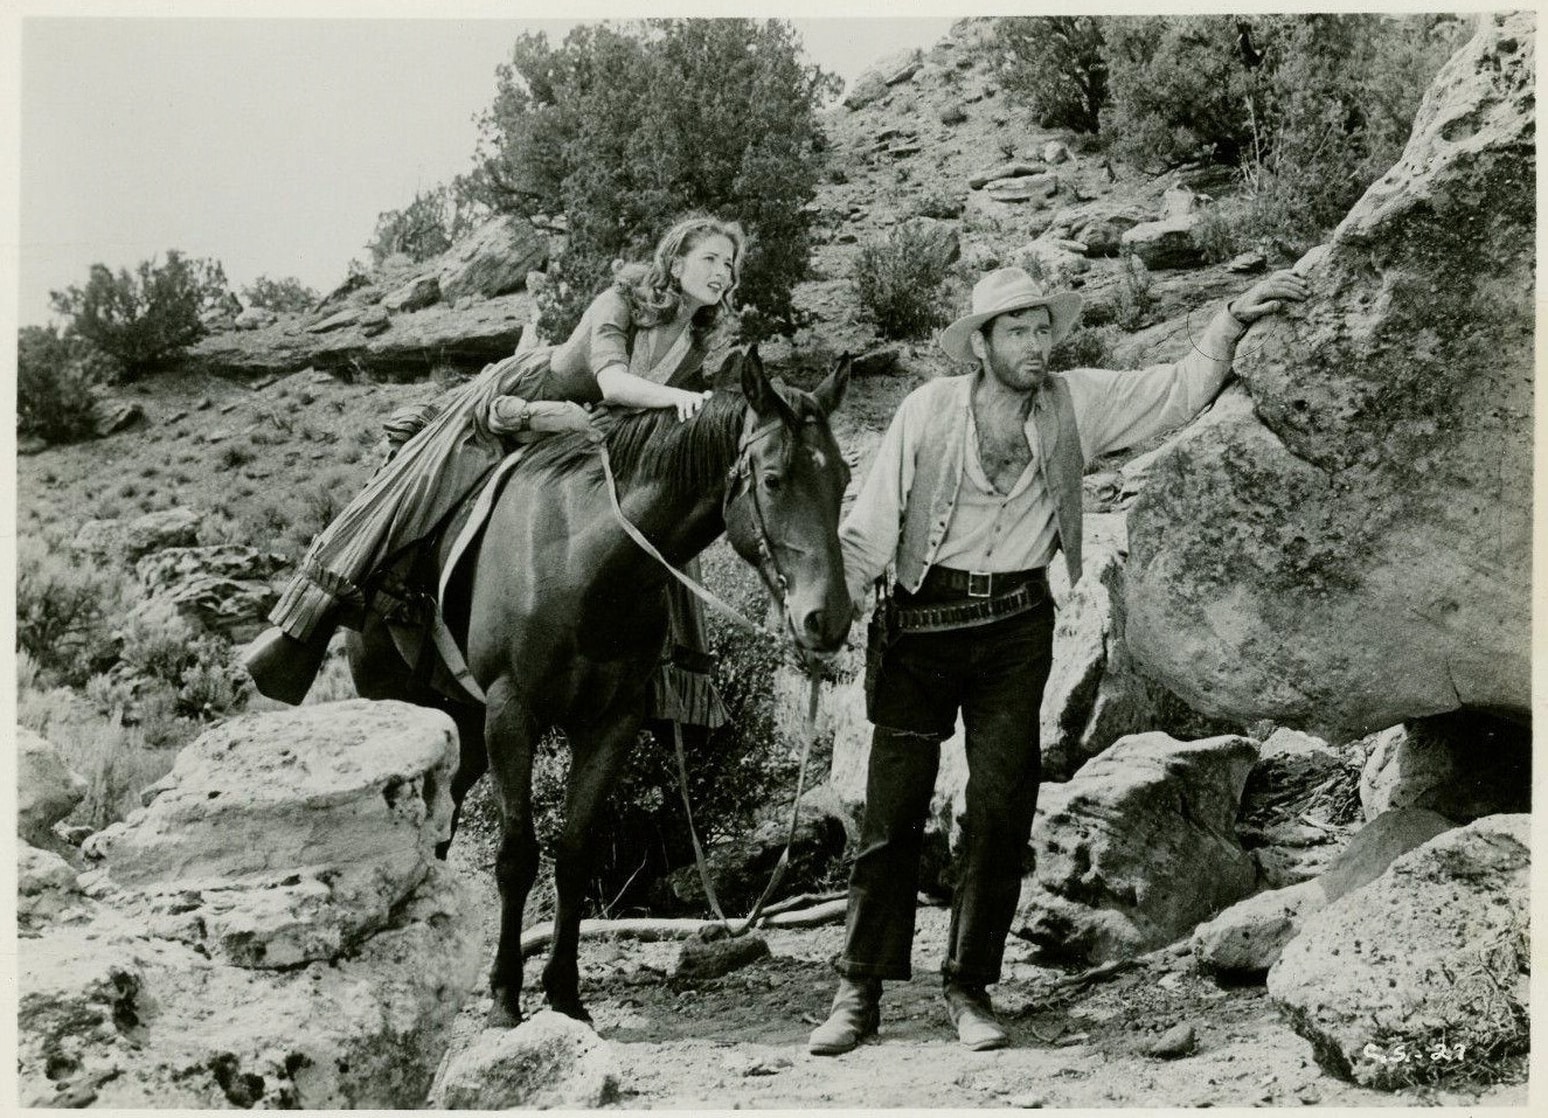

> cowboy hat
[939,267,1083,364]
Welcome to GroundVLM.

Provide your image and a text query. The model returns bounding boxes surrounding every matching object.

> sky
[13,10,960,325]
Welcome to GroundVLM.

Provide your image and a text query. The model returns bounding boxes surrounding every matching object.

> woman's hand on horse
[674,389,713,423]
[528,400,605,442]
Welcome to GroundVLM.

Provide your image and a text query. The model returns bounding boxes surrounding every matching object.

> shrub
[16,537,125,687]
[852,221,956,340]
[50,250,230,379]
[466,19,839,341]
[986,16,1108,133]
[16,325,114,443]
[1112,252,1155,332]
[366,185,485,268]
[1102,14,1468,254]
[241,274,318,313]
[1101,16,1256,170]
[1207,15,1469,258]
[217,443,256,470]
[1051,323,1121,371]
[118,607,201,689]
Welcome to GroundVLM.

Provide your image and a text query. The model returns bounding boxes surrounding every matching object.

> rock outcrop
[185,292,533,381]
[1194,806,1455,976]
[131,543,289,642]
[437,215,549,304]
[1267,814,1529,1089]
[1016,732,1259,964]
[73,507,202,562]
[18,700,481,1108]
[1123,14,1534,741]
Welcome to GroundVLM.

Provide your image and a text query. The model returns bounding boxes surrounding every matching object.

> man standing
[809,265,1308,1055]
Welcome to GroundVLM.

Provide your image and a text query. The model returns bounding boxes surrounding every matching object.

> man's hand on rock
[1229,270,1311,324]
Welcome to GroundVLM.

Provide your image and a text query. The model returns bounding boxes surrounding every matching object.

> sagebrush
[852,221,956,341]
[16,325,112,443]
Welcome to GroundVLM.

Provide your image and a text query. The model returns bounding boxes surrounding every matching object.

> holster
[863,586,898,715]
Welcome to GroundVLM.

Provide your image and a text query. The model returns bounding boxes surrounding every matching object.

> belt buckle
[967,571,992,598]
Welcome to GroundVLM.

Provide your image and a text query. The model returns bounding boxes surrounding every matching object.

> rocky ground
[441,810,1528,1109]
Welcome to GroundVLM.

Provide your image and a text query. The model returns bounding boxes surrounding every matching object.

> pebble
[1141,1022,1197,1058]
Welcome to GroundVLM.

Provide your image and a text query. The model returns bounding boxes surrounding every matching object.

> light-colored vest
[894,374,1085,590]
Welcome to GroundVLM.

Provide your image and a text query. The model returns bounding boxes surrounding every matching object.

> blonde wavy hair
[612,214,747,334]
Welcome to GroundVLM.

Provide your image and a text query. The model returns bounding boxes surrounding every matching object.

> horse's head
[723,345,853,653]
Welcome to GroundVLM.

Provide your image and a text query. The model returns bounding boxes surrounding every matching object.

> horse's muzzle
[790,601,851,653]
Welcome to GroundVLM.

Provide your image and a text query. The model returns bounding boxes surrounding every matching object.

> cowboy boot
[943,980,1009,1051]
[808,976,881,1056]
[241,625,334,706]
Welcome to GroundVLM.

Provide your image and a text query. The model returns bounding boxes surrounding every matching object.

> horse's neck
[609,415,741,568]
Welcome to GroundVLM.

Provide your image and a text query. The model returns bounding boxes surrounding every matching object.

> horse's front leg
[483,676,540,1028]
[543,704,643,1022]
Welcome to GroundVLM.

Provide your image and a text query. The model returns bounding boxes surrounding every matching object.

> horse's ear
[740,345,797,426]
[812,352,851,417]
[709,347,744,391]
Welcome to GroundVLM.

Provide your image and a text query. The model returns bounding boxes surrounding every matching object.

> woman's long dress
[269,284,727,727]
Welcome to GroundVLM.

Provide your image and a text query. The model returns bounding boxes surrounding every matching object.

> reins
[595,427,826,937]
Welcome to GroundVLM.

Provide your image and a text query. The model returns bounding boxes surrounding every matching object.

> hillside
[15,15,1532,1110]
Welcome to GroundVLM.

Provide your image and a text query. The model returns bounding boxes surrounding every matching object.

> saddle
[364,447,531,704]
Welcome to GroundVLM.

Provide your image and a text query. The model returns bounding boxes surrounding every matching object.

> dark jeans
[836,598,1054,987]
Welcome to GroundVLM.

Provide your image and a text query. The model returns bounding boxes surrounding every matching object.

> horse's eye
[761,473,783,493]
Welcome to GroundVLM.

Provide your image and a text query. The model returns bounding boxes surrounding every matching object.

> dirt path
[441,850,1524,1110]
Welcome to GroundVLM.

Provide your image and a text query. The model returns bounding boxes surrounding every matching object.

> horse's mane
[515,389,749,496]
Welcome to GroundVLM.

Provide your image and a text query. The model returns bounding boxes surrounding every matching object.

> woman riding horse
[243,214,747,709]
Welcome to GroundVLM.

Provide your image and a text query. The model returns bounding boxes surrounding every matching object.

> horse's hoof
[549,1000,593,1026]
[486,1001,523,1029]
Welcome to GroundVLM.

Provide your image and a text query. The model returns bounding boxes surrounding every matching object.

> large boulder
[18,700,480,1108]
[844,48,923,109]
[438,215,549,304]
[985,173,1058,205]
[18,728,87,849]
[74,507,202,563]
[18,867,477,1108]
[1119,214,1205,269]
[1123,15,1534,741]
[1038,526,1202,780]
[1016,732,1259,964]
[1267,814,1529,1088]
[1358,711,1531,823]
[83,700,459,968]
[382,274,441,313]
[1046,200,1149,257]
[17,844,87,931]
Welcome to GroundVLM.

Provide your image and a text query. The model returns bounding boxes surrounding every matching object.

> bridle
[594,405,798,649]
[721,411,799,645]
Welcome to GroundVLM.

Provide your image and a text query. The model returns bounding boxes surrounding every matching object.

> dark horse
[348,348,852,1026]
